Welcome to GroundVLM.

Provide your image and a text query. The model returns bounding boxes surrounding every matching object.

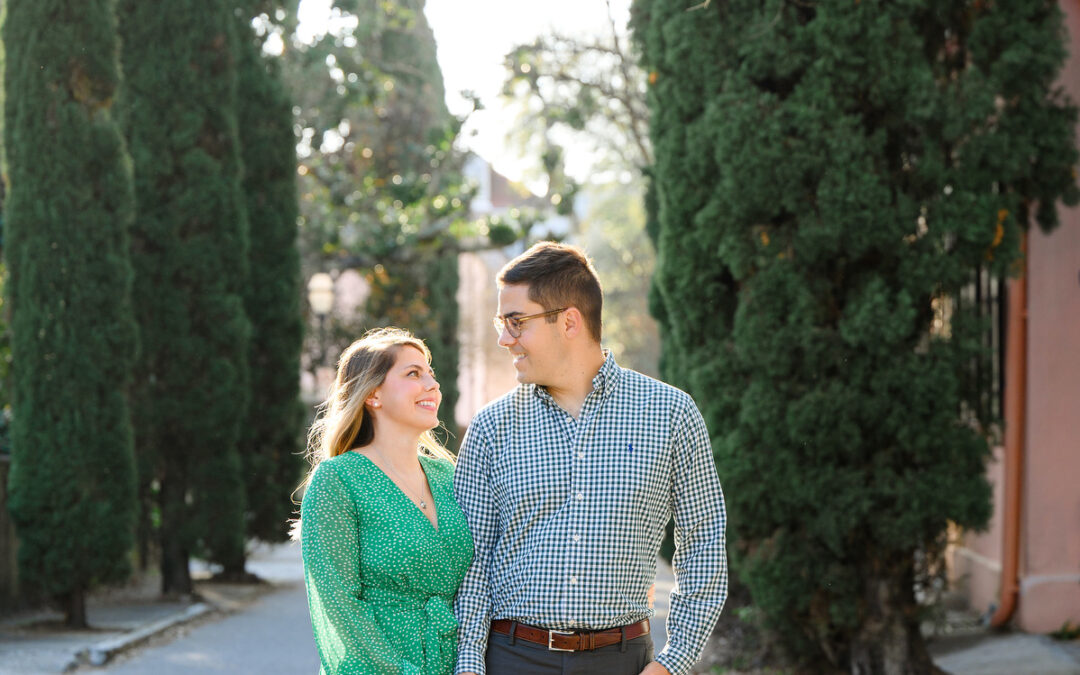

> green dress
[301,452,473,675]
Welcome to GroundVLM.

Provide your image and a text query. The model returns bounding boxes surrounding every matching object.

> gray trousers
[485,630,654,675]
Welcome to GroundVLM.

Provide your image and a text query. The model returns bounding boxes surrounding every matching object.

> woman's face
[368,345,441,432]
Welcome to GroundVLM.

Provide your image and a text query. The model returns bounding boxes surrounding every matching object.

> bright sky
[424,0,632,183]
[292,0,633,186]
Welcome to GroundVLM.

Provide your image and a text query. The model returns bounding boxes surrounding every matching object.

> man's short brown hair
[498,241,603,342]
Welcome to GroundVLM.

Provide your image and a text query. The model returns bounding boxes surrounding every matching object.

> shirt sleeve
[301,462,422,675]
[655,400,728,675]
[452,419,499,675]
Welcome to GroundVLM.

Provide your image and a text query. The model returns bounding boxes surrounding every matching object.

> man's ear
[562,307,584,339]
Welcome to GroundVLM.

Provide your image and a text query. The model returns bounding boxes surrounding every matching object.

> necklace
[375,454,429,510]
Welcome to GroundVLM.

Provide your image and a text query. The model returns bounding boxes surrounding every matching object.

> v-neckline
[349,451,441,532]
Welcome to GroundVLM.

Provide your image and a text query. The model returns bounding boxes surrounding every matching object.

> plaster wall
[950,0,1080,633]
[1017,0,1080,623]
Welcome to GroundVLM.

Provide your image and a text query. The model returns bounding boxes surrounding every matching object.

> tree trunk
[63,589,88,629]
[159,476,192,596]
[137,481,152,572]
[848,559,943,675]
[160,532,192,596]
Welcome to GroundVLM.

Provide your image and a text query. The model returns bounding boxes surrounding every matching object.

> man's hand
[639,662,672,675]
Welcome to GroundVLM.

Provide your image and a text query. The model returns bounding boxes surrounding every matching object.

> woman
[295,327,473,674]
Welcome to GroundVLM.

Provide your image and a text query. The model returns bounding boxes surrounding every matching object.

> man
[454,242,727,675]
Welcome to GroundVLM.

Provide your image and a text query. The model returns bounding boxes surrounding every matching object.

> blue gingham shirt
[453,352,727,675]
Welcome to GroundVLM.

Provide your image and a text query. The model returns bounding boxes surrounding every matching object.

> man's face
[496,284,562,386]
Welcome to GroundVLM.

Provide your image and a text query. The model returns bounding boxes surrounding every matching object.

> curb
[65,602,213,670]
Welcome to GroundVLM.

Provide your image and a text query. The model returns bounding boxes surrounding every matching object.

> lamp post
[307,273,335,370]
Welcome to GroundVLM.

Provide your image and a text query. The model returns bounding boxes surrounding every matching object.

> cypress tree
[233,2,305,550]
[2,0,138,626]
[117,0,252,593]
[374,0,460,441]
[633,0,1078,671]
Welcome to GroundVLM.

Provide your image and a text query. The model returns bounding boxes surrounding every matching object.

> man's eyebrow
[499,311,524,318]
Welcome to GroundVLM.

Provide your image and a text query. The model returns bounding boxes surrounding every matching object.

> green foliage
[499,13,662,379]
[633,0,1078,669]
[234,2,306,545]
[577,179,660,377]
[1050,620,1080,641]
[502,26,652,175]
[284,0,472,271]
[1,4,12,450]
[2,0,138,611]
[118,0,251,585]
[0,263,13,456]
[364,250,460,441]
[281,0,476,435]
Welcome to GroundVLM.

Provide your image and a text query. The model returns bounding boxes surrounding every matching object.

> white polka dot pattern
[302,453,473,674]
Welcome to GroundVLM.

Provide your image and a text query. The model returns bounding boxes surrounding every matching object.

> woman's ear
[366,397,381,409]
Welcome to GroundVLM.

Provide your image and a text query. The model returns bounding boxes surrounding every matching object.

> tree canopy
[633,0,1078,670]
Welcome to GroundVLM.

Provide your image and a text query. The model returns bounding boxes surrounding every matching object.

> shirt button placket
[569,416,587,605]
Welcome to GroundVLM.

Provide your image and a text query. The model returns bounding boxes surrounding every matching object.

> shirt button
[576,492,584,500]
[578,452,585,459]
[572,534,581,543]
[570,576,578,584]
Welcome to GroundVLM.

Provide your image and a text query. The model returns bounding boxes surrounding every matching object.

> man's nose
[497,328,516,348]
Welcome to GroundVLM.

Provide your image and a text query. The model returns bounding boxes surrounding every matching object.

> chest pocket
[598,431,671,514]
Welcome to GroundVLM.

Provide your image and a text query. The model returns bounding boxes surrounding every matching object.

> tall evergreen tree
[233,1,305,551]
[281,0,464,440]
[2,0,138,626]
[633,0,1078,671]
[117,0,252,593]
[359,0,460,439]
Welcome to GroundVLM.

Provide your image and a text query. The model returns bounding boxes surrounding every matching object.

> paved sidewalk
[0,542,298,674]
[931,631,1080,675]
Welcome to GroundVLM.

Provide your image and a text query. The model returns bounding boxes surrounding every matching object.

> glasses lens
[493,316,521,337]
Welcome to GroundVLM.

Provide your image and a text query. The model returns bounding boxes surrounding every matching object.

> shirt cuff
[655,646,694,675]
[454,647,486,675]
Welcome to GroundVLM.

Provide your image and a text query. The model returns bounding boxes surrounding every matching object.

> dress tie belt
[363,586,457,675]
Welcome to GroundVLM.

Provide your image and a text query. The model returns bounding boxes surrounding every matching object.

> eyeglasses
[492,308,567,338]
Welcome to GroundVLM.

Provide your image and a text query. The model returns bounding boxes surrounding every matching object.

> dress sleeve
[301,462,423,675]
[452,421,498,675]
[655,400,728,675]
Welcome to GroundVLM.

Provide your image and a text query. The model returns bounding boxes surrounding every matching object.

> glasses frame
[492,308,567,338]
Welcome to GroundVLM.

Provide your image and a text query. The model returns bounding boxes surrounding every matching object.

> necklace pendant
[420,500,427,509]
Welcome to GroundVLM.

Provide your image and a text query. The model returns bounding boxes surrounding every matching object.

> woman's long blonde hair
[291,327,453,539]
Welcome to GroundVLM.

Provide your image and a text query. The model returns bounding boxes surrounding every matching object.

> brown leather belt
[490,619,650,652]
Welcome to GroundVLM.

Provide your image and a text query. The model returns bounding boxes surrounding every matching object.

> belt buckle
[547,629,575,652]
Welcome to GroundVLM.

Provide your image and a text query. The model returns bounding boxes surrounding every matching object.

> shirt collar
[532,349,621,406]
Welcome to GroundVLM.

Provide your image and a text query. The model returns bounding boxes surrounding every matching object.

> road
[101,545,319,674]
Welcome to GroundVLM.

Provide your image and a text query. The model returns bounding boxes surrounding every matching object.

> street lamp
[307,273,335,368]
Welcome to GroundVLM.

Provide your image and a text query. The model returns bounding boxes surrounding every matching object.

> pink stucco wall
[1016,0,1080,629]
[950,445,1005,616]
[951,0,1080,633]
